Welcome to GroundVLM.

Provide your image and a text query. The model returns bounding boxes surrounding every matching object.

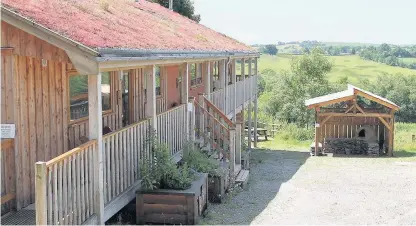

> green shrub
[182,142,226,177]
[140,133,195,191]
[275,122,314,141]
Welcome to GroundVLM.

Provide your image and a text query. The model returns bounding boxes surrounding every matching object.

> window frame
[155,66,162,97]
[68,71,113,124]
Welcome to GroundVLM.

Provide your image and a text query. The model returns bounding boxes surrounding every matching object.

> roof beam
[319,112,392,118]
[354,90,399,111]
[307,95,355,109]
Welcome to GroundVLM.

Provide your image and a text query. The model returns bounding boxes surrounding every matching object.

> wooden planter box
[136,173,208,225]
[208,168,229,203]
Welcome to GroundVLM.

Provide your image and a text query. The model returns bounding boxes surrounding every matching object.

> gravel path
[200,149,416,225]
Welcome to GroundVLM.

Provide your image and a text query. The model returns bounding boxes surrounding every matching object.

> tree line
[359,44,416,69]
[257,48,416,127]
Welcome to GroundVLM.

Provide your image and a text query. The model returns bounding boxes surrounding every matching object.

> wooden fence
[36,140,97,225]
[225,83,235,116]
[156,104,186,156]
[1,139,15,215]
[102,119,151,205]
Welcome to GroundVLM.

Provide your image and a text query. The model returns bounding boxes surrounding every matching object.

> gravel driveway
[201,149,416,225]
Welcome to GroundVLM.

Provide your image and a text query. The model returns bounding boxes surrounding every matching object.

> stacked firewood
[324,138,379,156]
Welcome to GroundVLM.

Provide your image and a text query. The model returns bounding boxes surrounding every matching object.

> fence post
[235,123,242,165]
[188,97,196,142]
[35,162,47,225]
[229,129,236,181]
[198,94,205,138]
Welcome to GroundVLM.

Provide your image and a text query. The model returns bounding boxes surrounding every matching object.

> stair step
[235,169,249,189]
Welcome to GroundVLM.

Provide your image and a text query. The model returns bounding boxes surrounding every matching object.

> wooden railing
[225,83,236,116]
[236,80,245,108]
[156,97,166,114]
[156,104,186,156]
[194,96,234,159]
[102,119,151,204]
[1,139,15,214]
[36,140,98,225]
[209,89,225,113]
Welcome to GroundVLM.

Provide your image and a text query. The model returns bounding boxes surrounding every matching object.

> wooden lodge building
[0,0,259,224]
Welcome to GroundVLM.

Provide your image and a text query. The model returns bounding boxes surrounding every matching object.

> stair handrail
[193,99,229,132]
[202,95,235,128]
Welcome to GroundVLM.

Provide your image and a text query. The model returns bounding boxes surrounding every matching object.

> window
[69,72,112,121]
[155,66,161,96]
[190,63,203,86]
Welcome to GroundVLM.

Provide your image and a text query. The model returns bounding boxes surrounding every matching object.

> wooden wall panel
[1,22,71,63]
[11,55,73,208]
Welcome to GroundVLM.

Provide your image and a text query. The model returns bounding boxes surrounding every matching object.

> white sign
[1,124,15,139]
[187,103,193,112]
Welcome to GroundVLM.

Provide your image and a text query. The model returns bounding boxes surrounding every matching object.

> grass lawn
[259,54,416,84]
[258,123,416,159]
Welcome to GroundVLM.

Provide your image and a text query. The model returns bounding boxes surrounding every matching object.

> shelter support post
[89,72,104,224]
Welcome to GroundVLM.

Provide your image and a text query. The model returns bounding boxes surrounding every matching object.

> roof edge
[96,48,259,59]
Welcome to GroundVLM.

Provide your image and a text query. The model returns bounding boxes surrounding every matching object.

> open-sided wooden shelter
[1,0,260,224]
[305,84,399,157]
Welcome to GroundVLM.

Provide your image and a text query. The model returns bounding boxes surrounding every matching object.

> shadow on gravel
[201,148,310,225]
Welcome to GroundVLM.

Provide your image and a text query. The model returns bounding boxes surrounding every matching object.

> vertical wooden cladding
[128,68,146,124]
[12,55,71,208]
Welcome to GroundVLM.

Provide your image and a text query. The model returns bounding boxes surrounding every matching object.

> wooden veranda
[305,84,400,157]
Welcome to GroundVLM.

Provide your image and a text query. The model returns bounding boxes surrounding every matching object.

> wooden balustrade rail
[156,104,186,156]
[203,96,234,128]
[37,139,97,225]
[102,118,151,204]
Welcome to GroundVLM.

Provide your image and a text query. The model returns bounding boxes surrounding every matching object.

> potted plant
[136,138,208,225]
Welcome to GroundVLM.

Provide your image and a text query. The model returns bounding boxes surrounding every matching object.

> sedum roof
[1,0,256,54]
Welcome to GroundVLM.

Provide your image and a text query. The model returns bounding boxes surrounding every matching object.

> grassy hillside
[401,57,416,64]
[259,54,416,84]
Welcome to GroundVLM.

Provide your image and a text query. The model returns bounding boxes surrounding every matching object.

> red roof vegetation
[2,0,255,53]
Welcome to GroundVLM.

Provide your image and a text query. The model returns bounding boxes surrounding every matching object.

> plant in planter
[137,136,208,225]
[182,142,229,203]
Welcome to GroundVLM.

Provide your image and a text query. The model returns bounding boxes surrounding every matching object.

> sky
[193,0,416,45]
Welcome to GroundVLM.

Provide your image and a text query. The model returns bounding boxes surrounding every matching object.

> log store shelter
[0,0,260,224]
[305,84,399,157]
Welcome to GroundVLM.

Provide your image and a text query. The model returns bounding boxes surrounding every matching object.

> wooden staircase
[192,94,249,190]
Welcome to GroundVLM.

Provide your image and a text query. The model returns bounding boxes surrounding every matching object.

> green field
[401,57,416,64]
[259,54,416,84]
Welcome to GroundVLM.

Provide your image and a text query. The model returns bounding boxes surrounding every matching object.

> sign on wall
[1,124,15,139]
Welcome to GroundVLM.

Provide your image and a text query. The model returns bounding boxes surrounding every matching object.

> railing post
[35,162,47,225]
[145,65,157,133]
[188,97,195,142]
[254,98,258,147]
[231,59,237,121]
[198,94,205,138]
[235,123,242,164]
[181,63,189,138]
[229,129,236,180]
[241,58,245,103]
[204,62,211,98]
[89,72,104,224]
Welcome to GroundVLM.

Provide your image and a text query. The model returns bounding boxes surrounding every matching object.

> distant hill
[258,54,416,84]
